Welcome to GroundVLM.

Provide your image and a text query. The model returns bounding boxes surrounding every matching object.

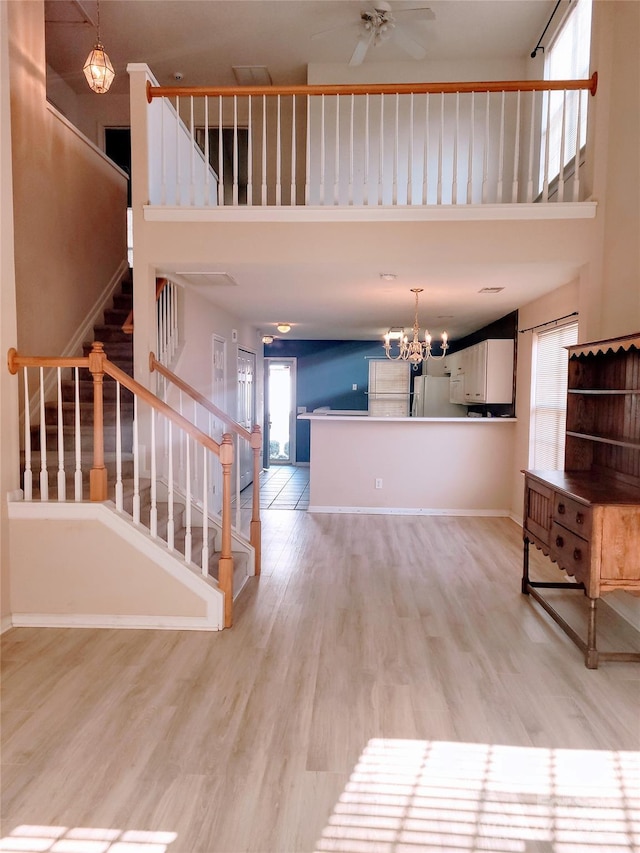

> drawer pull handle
[573,548,582,561]
[556,536,564,548]
[576,512,584,524]
[557,503,566,515]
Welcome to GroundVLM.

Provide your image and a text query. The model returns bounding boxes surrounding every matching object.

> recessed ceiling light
[277,323,291,334]
[479,287,505,293]
[380,273,398,281]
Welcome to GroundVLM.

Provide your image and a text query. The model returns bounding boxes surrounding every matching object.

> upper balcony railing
[143,74,597,209]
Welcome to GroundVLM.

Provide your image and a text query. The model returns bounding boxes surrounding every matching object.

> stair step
[30,423,133,452]
[60,381,134,403]
[92,325,134,343]
[44,401,134,427]
[104,308,132,326]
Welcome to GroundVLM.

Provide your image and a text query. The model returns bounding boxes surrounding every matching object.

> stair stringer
[7,499,225,630]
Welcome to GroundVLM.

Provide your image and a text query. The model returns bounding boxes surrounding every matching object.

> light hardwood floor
[2,512,639,853]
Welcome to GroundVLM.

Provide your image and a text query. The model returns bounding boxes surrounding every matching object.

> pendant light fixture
[384,288,448,366]
[83,0,115,94]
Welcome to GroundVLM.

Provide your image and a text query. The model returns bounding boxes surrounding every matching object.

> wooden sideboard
[522,333,640,668]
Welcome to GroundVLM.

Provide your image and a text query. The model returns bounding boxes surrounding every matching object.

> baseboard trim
[1,615,13,634]
[307,505,511,516]
[9,614,220,631]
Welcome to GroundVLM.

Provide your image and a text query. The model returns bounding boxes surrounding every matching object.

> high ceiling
[44,0,586,341]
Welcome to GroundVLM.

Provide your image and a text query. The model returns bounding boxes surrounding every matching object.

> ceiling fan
[313,2,435,67]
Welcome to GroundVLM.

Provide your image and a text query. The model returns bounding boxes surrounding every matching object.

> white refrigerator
[411,375,467,417]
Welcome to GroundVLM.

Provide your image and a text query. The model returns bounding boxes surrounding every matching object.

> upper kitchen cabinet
[462,339,515,405]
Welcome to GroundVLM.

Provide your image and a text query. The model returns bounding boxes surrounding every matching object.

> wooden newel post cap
[251,424,262,450]
[88,341,106,375]
[220,433,234,465]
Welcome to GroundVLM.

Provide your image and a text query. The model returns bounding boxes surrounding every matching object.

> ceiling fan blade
[394,24,427,60]
[349,30,375,66]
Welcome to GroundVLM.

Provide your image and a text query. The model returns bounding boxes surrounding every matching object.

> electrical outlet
[375,478,383,489]
[352,383,358,391]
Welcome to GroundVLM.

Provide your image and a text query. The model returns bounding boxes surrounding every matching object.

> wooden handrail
[149,351,262,575]
[150,352,252,443]
[147,73,598,102]
[122,277,169,336]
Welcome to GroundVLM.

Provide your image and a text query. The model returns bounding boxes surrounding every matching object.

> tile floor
[239,464,309,510]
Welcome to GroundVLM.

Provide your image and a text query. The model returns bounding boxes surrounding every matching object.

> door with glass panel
[237,349,256,490]
[265,358,296,465]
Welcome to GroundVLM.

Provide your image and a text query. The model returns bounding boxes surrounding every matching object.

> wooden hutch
[522,332,640,668]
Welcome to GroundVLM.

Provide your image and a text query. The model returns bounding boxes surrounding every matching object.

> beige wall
[1,0,19,626]
[9,0,128,357]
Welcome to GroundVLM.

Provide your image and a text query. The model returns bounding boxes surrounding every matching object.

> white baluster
[557,90,567,202]
[422,93,429,205]
[452,92,459,204]
[526,90,536,203]
[334,94,340,205]
[542,90,552,202]
[512,91,521,203]
[437,93,444,205]
[192,399,199,496]
[189,96,195,205]
[235,433,241,532]
[364,94,370,206]
[133,396,140,524]
[348,94,354,205]
[57,367,66,501]
[262,95,267,205]
[150,409,157,537]
[482,92,490,204]
[573,90,583,202]
[247,96,253,206]
[167,422,174,551]
[467,92,475,204]
[291,95,297,206]
[378,94,384,205]
[74,366,82,500]
[233,95,239,206]
[204,96,210,205]
[201,449,209,577]
[320,94,326,205]
[161,95,166,205]
[175,96,181,206]
[115,380,123,510]
[184,436,192,564]
[497,91,506,204]
[218,96,225,206]
[39,367,48,501]
[407,93,414,205]
[305,94,310,205]
[276,94,282,206]
[22,367,32,500]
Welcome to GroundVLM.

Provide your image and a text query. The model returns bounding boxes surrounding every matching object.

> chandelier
[384,288,448,366]
[83,0,115,94]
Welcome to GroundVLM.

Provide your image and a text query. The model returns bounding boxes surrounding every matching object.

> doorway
[265,358,297,466]
[237,348,256,490]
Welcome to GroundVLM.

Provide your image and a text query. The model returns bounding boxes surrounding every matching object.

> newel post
[250,424,262,575]
[219,433,235,628]
[89,342,108,501]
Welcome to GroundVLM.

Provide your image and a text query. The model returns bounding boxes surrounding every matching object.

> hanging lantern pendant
[83,1,115,94]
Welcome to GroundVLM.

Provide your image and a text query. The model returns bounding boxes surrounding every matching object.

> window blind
[531,321,579,469]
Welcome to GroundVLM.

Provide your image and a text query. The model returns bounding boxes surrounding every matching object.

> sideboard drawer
[553,494,592,539]
[550,521,590,587]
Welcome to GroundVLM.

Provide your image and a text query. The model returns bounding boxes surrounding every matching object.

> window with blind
[531,322,579,469]
[539,0,593,191]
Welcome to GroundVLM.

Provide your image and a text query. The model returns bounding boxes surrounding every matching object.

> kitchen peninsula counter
[299,413,517,514]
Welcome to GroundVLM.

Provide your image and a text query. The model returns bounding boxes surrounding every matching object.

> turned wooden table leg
[585,597,599,669]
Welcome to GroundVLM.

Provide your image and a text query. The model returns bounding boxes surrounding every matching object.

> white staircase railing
[142,74,598,208]
[8,342,238,628]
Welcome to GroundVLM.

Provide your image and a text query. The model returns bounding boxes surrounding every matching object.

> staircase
[26,270,252,599]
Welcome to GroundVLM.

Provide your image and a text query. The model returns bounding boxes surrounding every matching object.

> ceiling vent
[174,272,238,288]
[479,287,505,294]
[232,66,272,86]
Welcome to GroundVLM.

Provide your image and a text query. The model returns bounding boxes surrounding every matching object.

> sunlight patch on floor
[314,739,640,853]
[0,826,177,853]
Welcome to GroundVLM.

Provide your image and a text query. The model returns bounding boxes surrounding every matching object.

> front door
[265,358,296,465]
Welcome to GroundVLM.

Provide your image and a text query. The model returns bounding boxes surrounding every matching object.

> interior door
[237,348,256,490]
[265,358,296,465]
